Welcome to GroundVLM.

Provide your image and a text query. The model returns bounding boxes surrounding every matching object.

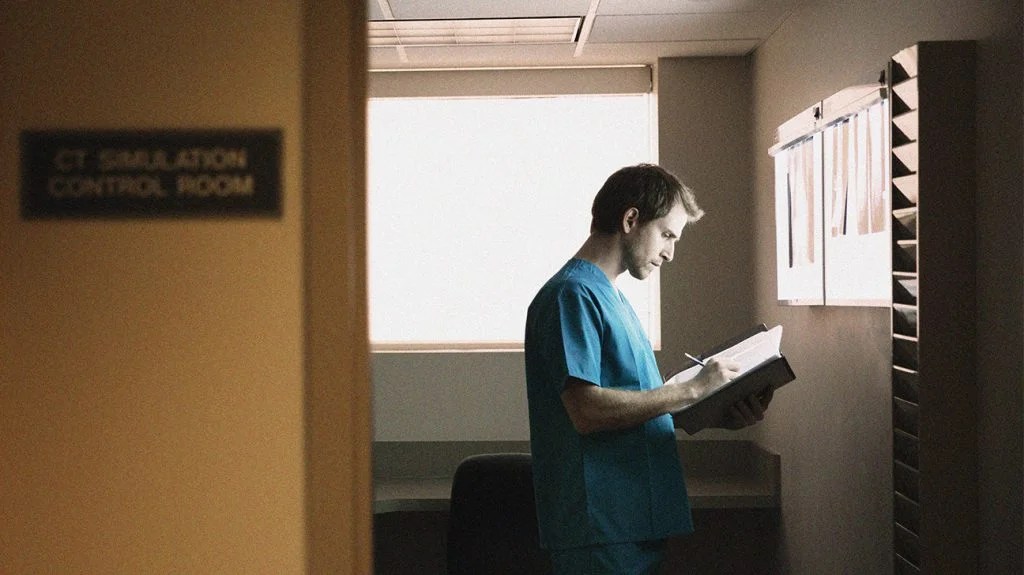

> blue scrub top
[524,258,693,550]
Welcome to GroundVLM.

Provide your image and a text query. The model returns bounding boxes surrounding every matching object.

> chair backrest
[446,453,552,575]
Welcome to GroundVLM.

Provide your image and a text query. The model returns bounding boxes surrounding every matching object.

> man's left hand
[719,388,773,430]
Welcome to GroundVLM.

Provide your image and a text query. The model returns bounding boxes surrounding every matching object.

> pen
[685,353,706,367]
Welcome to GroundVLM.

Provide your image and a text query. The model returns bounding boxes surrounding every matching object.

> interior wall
[371,59,758,443]
[0,3,307,573]
[655,57,757,363]
[373,352,528,441]
[749,1,1023,572]
[303,1,374,573]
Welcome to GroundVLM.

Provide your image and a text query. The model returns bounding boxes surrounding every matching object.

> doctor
[524,164,771,574]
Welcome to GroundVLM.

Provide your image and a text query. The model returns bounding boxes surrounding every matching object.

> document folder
[670,324,796,434]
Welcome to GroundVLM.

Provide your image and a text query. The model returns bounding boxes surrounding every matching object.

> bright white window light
[368,94,657,351]
[368,17,581,47]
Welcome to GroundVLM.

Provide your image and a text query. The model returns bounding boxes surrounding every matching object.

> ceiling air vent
[368,17,582,48]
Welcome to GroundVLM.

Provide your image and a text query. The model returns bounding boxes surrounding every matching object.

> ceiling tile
[589,13,780,43]
[597,0,797,16]
[581,39,760,59]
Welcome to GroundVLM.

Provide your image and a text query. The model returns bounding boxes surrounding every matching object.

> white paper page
[709,325,783,374]
[667,326,784,387]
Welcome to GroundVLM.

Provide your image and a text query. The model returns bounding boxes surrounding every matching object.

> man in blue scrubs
[524,164,770,574]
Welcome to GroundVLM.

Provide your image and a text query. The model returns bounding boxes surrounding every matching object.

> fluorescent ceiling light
[368,17,582,48]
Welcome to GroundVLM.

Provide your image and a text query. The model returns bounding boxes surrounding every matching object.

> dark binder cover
[672,324,796,434]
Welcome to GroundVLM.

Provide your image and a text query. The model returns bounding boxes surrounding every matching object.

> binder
[670,324,796,434]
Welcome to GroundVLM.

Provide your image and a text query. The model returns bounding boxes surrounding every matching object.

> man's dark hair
[590,164,704,234]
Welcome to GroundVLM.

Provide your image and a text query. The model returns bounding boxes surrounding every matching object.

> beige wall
[750,0,1022,572]
[655,57,756,358]
[0,2,316,572]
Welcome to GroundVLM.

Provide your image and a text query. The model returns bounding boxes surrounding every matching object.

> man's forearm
[560,358,739,435]
[560,379,698,435]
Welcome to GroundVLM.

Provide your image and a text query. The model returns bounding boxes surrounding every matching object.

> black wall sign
[21,129,282,218]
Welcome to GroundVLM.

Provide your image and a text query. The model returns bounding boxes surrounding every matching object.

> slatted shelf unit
[887,41,977,574]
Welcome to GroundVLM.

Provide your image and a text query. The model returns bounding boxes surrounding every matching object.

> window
[368,88,658,351]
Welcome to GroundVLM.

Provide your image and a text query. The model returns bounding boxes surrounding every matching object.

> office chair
[446,453,552,575]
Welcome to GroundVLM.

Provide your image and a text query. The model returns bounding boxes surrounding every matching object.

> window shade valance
[370,65,652,98]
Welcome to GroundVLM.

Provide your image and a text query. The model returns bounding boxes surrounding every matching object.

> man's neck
[573,233,625,283]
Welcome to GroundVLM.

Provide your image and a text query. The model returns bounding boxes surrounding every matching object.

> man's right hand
[692,357,740,400]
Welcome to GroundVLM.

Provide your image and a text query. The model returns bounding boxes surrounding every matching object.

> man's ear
[621,207,640,233]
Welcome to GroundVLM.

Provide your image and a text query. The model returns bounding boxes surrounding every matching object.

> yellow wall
[0,3,311,572]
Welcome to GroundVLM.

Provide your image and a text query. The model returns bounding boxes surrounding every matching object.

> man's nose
[662,243,674,262]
